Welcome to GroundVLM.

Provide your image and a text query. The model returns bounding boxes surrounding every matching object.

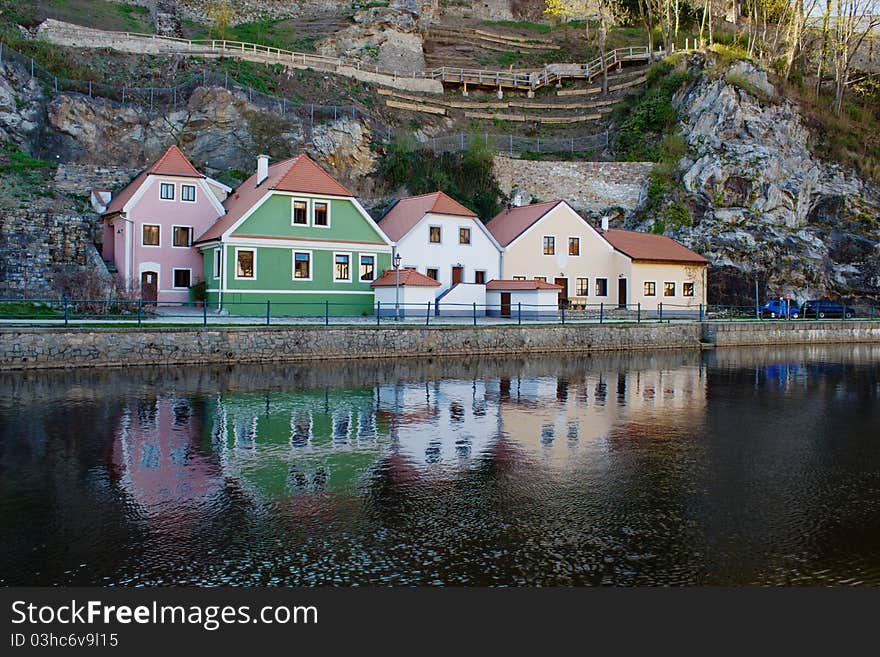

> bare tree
[830,0,880,114]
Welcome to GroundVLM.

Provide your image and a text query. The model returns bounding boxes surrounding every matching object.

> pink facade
[102,146,226,304]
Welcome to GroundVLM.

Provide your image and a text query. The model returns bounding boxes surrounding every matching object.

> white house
[377,191,502,315]
[371,268,440,317]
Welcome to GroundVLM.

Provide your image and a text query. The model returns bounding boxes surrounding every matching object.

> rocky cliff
[635,56,880,304]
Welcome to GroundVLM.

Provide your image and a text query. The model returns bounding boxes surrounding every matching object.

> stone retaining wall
[493,157,653,214]
[3,321,880,370]
[0,323,702,370]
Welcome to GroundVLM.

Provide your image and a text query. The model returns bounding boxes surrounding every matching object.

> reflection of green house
[195,154,393,316]
[207,389,391,499]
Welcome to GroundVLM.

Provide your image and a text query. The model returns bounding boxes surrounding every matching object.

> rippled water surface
[1,345,879,586]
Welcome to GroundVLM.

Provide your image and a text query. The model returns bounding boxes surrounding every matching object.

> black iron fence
[1,299,877,327]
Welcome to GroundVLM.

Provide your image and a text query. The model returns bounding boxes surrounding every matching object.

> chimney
[256,154,269,186]
[601,216,610,232]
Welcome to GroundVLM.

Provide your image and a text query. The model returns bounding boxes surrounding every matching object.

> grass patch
[192,17,322,52]
[0,302,62,318]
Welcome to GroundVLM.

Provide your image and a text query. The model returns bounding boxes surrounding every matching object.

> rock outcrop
[640,56,880,303]
[309,117,377,193]
[0,62,45,155]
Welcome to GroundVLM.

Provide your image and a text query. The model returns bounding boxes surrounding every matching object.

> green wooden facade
[200,193,392,316]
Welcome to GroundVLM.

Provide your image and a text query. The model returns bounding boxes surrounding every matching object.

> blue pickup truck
[760,300,800,319]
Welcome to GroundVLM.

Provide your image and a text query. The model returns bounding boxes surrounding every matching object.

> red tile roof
[378,191,477,241]
[371,268,442,287]
[602,229,708,265]
[196,154,351,243]
[485,200,564,246]
[486,279,561,290]
[103,145,203,216]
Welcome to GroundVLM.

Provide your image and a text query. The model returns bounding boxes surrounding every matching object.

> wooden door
[500,292,511,317]
[617,278,627,309]
[141,271,158,303]
[452,266,463,285]
[554,277,568,308]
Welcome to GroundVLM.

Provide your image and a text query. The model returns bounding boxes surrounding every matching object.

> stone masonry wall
[0,210,108,298]
[53,164,142,196]
[0,323,703,370]
[493,156,653,215]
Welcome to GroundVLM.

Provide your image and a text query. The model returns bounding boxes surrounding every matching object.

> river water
[1,345,879,586]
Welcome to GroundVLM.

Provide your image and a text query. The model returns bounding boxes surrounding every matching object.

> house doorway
[452,266,463,285]
[500,292,511,317]
[141,271,158,303]
[617,278,627,309]
[554,277,568,308]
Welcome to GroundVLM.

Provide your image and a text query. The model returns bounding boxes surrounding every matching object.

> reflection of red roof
[486,279,561,290]
[602,229,708,265]
[378,191,477,241]
[196,154,351,243]
[103,145,203,216]
[372,269,441,287]
[486,200,563,246]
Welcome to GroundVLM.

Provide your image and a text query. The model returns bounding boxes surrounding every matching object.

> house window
[314,201,329,227]
[664,282,676,297]
[293,252,311,279]
[142,224,160,246]
[596,278,608,296]
[576,278,589,296]
[360,254,375,281]
[172,226,192,247]
[459,227,471,245]
[236,249,255,279]
[568,237,580,256]
[334,253,351,281]
[543,236,555,255]
[512,276,526,281]
[181,184,196,202]
[534,276,547,282]
[213,249,221,278]
[429,226,441,243]
[159,183,175,200]
[293,200,309,225]
[474,270,486,284]
[683,282,695,297]
[172,269,191,289]
[644,281,656,297]
[426,268,439,280]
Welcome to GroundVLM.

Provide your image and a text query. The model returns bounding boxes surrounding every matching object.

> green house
[195,154,393,316]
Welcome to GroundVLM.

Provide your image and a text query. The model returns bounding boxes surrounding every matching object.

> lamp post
[753,259,760,320]
[393,251,402,321]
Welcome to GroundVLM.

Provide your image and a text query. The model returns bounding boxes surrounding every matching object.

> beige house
[486,200,708,314]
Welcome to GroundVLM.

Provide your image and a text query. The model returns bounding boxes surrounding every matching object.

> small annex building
[371,268,441,318]
[485,279,562,319]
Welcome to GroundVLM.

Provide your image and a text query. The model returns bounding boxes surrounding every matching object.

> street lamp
[393,251,402,321]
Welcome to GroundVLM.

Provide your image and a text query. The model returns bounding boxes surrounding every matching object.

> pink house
[100,145,229,303]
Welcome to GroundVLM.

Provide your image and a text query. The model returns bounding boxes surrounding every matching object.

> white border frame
[159,182,175,201]
[663,281,676,298]
[234,247,257,281]
[312,198,332,229]
[332,251,352,283]
[458,225,472,246]
[542,235,555,256]
[474,269,487,285]
[358,252,377,283]
[595,277,609,297]
[643,280,657,297]
[180,183,197,203]
[212,248,221,279]
[171,268,193,290]
[141,223,161,248]
[292,249,313,282]
[682,281,695,298]
[171,224,193,249]
[575,277,590,297]
[291,197,311,227]
[428,225,442,245]
[568,236,581,257]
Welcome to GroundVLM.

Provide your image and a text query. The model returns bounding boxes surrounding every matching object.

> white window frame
[512,275,526,281]
[358,252,377,282]
[141,223,161,248]
[595,277,608,297]
[428,225,442,245]
[312,199,332,229]
[171,268,192,289]
[291,198,311,226]
[682,281,695,297]
[171,224,193,249]
[234,247,257,280]
[292,250,313,281]
[212,249,221,279]
[426,267,440,281]
[664,281,676,297]
[542,235,555,256]
[576,277,589,296]
[458,226,472,246]
[474,270,487,284]
[568,237,581,256]
[180,184,197,203]
[333,251,352,283]
[159,182,175,201]
[644,280,657,297]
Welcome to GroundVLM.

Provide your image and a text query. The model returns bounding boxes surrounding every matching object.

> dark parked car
[760,300,800,319]
[801,299,856,319]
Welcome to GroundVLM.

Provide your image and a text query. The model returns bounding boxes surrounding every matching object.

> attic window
[459,228,471,245]
[181,184,196,202]
[160,183,175,200]
[314,202,329,227]
[293,200,309,225]
[429,226,441,243]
